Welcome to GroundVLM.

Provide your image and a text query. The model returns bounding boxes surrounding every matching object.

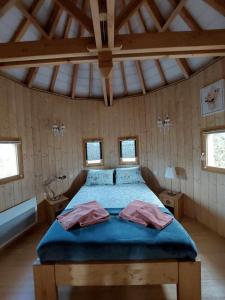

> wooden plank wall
[0,58,225,237]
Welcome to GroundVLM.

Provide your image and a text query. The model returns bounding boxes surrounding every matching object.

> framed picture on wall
[200,79,225,116]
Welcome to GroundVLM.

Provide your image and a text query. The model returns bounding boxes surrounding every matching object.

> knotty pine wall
[0,58,225,237]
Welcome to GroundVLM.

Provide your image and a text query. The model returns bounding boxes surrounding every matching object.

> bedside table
[159,190,183,220]
[45,194,70,224]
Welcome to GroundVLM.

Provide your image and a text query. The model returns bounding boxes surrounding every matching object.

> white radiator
[0,197,37,248]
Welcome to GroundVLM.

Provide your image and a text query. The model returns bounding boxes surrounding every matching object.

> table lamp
[165,166,177,196]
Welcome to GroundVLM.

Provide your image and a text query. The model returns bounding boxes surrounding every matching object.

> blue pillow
[115,166,145,184]
[85,169,114,186]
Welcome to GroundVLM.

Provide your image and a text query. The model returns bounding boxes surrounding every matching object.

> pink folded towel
[119,200,173,230]
[57,201,109,230]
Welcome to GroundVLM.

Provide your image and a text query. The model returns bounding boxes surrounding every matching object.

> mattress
[37,183,197,263]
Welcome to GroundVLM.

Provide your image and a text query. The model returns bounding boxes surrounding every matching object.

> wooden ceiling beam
[168,0,202,31]
[71,0,87,99]
[107,0,115,49]
[11,0,45,42]
[121,0,146,95]
[119,62,128,95]
[154,60,167,84]
[54,0,93,34]
[136,8,167,87]
[48,10,70,93]
[161,0,187,32]
[89,0,102,48]
[203,0,225,17]
[175,58,192,79]
[144,0,164,31]
[25,4,62,88]
[49,65,60,92]
[15,2,50,39]
[145,0,192,79]
[89,63,93,97]
[115,0,143,32]
[0,0,17,16]
[1,30,225,64]
[24,67,38,88]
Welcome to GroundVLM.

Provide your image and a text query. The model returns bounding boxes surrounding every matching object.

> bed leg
[33,260,58,300]
[177,260,201,300]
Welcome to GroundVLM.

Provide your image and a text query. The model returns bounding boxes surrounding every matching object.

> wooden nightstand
[45,194,70,224]
[159,190,183,220]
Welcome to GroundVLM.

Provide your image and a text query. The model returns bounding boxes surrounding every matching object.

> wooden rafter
[204,0,225,17]
[137,9,167,86]
[144,0,164,31]
[161,0,187,32]
[154,60,167,85]
[54,0,93,34]
[1,30,225,67]
[145,0,192,79]
[89,63,93,97]
[121,0,146,95]
[89,0,115,106]
[89,0,102,48]
[168,0,202,31]
[25,4,62,88]
[15,2,50,39]
[49,13,72,92]
[0,0,17,16]
[25,67,38,88]
[119,62,128,95]
[107,0,115,49]
[49,65,60,92]
[115,0,143,32]
[11,0,45,42]
[71,0,87,99]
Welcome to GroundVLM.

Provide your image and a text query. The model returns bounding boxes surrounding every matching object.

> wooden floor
[0,218,225,300]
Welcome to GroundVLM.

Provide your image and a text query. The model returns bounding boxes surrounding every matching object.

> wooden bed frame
[33,258,201,300]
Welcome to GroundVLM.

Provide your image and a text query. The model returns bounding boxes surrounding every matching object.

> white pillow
[85,169,114,186]
[115,166,145,184]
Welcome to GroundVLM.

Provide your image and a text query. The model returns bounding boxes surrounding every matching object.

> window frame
[118,136,139,165]
[83,138,104,167]
[0,137,24,185]
[201,126,225,174]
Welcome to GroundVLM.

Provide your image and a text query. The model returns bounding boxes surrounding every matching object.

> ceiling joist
[1,30,225,67]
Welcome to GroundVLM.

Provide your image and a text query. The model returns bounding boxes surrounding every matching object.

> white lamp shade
[165,166,177,179]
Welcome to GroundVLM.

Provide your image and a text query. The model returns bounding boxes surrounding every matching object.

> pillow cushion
[85,169,114,186]
[115,166,145,184]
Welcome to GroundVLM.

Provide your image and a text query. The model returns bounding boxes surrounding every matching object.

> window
[83,138,104,167]
[201,126,225,173]
[119,136,139,165]
[0,138,24,184]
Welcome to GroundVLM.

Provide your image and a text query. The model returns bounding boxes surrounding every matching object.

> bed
[33,183,201,300]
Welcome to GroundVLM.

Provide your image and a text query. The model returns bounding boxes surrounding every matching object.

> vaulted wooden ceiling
[0,0,225,106]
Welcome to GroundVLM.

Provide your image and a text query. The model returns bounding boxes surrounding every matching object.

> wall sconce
[52,123,66,137]
[157,116,172,132]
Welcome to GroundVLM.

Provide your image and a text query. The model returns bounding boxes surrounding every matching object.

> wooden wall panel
[0,58,225,237]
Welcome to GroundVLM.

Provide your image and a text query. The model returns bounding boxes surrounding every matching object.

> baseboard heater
[0,197,37,248]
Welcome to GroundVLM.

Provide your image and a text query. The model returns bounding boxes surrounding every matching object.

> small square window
[0,138,24,184]
[201,127,225,173]
[83,139,104,167]
[119,136,139,165]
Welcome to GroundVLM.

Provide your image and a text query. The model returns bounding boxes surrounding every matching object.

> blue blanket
[37,208,197,262]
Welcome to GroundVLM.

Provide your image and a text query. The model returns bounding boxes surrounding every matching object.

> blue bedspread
[37,184,197,262]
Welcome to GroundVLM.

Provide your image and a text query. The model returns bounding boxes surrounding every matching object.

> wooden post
[33,260,58,300]
[177,260,201,300]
